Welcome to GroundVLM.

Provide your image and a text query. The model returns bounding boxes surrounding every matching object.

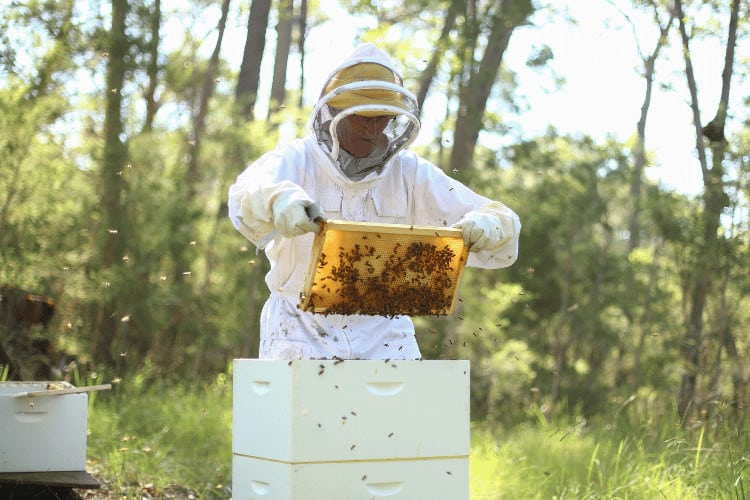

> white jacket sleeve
[409,155,521,269]
[227,142,315,248]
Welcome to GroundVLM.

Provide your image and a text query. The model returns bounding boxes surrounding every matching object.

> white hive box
[233,359,470,462]
[0,381,88,473]
[232,359,470,500]
[232,455,468,500]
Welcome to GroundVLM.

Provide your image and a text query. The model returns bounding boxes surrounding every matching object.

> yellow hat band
[327,89,408,116]
[323,63,407,116]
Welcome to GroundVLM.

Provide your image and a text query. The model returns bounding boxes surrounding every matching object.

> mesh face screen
[299,221,469,316]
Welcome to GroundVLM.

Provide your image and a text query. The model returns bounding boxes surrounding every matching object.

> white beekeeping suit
[228,43,521,360]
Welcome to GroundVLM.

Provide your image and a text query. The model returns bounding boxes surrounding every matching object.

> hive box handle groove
[14,412,48,423]
[365,382,403,396]
[251,381,271,396]
[365,481,404,496]
[251,480,270,494]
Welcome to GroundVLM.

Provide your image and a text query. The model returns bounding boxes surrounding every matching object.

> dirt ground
[0,478,202,500]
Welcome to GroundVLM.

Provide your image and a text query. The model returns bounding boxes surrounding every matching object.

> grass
[469,409,750,499]
[80,368,749,499]
[86,367,232,498]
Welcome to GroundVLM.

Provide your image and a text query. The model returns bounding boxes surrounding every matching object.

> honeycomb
[298,220,469,316]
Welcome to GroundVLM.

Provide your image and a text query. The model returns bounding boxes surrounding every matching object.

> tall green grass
[86,365,232,498]
[470,406,749,499]
[83,368,748,499]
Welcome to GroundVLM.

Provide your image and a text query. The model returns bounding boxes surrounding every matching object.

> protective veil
[228,43,521,360]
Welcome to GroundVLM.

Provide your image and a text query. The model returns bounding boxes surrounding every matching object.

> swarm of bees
[299,222,468,317]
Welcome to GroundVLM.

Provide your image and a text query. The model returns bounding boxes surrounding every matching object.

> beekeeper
[228,43,521,360]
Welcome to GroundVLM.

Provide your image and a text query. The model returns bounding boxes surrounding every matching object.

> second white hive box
[0,381,88,472]
[232,359,470,463]
[232,454,468,500]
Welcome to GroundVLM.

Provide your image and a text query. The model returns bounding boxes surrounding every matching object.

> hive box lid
[233,359,470,463]
[0,382,88,473]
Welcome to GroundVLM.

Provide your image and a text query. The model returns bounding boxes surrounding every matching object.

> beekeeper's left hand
[454,211,511,252]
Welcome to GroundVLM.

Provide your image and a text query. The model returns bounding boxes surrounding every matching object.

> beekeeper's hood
[311,43,420,163]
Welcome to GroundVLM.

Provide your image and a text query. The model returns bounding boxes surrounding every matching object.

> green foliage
[1,0,748,452]
[471,404,750,499]
[87,367,232,498]
[83,375,749,499]
[414,122,747,425]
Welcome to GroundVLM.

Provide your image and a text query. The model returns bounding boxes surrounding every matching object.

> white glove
[273,198,326,237]
[454,211,510,252]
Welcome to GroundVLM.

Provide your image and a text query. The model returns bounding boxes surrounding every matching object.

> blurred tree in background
[0,0,748,428]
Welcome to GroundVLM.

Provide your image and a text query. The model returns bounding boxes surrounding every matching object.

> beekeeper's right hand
[273,197,325,237]
[454,210,511,252]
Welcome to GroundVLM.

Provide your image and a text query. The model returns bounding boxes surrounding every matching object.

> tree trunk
[620,3,673,388]
[629,6,674,251]
[0,143,22,250]
[630,242,663,387]
[550,243,574,405]
[94,0,130,366]
[242,258,269,358]
[415,1,458,114]
[142,0,161,133]
[188,0,230,190]
[449,0,533,172]
[674,0,739,420]
[269,0,294,117]
[153,0,231,372]
[716,270,744,412]
[297,0,307,108]
[236,0,272,121]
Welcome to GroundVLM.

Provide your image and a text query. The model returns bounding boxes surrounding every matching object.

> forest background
[1,0,749,496]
